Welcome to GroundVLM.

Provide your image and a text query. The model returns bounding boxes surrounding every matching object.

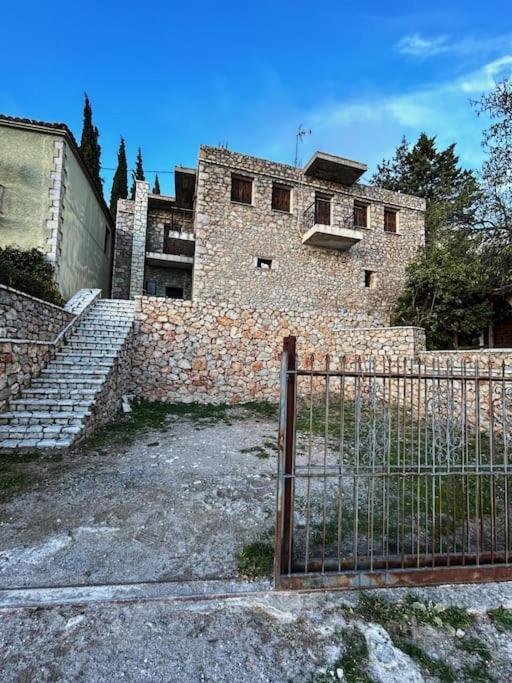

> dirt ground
[0,405,277,588]
[2,404,512,682]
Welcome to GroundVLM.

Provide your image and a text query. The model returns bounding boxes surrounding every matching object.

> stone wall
[131,297,426,404]
[0,285,74,340]
[0,287,100,411]
[112,199,134,299]
[146,206,193,252]
[193,146,426,322]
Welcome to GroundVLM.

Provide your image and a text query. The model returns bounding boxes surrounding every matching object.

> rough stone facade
[0,285,74,340]
[193,147,425,322]
[131,297,426,404]
[144,265,193,299]
[129,182,149,297]
[111,199,135,299]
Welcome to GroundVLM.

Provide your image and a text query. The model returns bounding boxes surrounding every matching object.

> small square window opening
[257,257,273,270]
[166,286,184,299]
[145,280,157,295]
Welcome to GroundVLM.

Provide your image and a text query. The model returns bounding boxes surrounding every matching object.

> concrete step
[55,350,117,360]
[31,377,104,387]
[22,386,99,398]
[40,368,109,379]
[48,359,114,370]
[10,398,94,412]
[70,334,128,344]
[0,411,88,427]
[0,436,76,450]
[0,423,82,438]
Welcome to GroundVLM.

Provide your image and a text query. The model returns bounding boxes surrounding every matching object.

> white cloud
[278,56,512,174]
[395,33,449,57]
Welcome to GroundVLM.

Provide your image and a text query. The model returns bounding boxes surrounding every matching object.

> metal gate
[275,336,512,590]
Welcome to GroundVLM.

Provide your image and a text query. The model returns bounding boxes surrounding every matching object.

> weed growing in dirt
[240,446,270,459]
[81,400,279,451]
[236,538,274,578]
[308,627,371,683]
[488,607,512,631]
[0,451,41,501]
[456,636,492,662]
[391,636,457,682]
[462,661,496,682]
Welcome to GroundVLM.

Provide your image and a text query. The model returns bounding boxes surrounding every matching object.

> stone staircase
[0,299,135,450]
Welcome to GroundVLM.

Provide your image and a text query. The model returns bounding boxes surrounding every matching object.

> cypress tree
[152,174,161,195]
[79,93,102,194]
[109,137,128,216]
[130,147,145,199]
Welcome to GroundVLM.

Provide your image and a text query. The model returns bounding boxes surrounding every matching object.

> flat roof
[303,151,367,185]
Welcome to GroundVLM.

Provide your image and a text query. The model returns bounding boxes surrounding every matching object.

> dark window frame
[165,286,184,299]
[271,183,292,213]
[384,207,398,233]
[145,280,157,295]
[353,201,368,228]
[231,174,253,205]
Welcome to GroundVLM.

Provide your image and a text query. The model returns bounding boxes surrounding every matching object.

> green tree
[79,93,102,194]
[152,174,161,194]
[393,240,493,349]
[109,136,128,215]
[130,147,145,199]
[373,133,481,241]
[473,78,512,280]
[0,246,64,306]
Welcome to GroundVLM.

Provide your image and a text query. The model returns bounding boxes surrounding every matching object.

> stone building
[113,146,425,323]
[0,115,114,300]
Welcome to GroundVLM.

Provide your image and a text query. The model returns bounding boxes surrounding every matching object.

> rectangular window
[145,280,157,295]
[364,270,376,288]
[353,201,368,228]
[271,184,291,212]
[231,174,253,204]
[384,208,397,233]
[166,286,184,299]
[256,257,272,270]
[103,225,111,253]
[315,193,331,225]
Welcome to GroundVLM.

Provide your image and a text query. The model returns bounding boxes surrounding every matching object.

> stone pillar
[129,181,149,298]
[112,199,135,299]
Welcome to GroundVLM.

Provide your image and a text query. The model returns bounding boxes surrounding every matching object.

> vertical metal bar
[503,362,510,564]
[321,354,330,574]
[337,358,346,573]
[304,353,315,574]
[281,336,297,576]
[274,340,289,588]
[475,362,481,566]
[488,359,497,563]
[352,357,362,571]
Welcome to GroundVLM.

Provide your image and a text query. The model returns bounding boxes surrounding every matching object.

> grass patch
[488,606,512,632]
[462,661,495,682]
[81,399,279,451]
[240,446,270,459]
[309,627,371,683]
[456,636,492,662]
[236,533,274,579]
[0,451,41,501]
[355,593,474,632]
[392,636,456,682]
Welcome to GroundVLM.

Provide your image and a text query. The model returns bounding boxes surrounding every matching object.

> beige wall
[0,122,113,301]
[0,126,55,251]
[57,140,113,299]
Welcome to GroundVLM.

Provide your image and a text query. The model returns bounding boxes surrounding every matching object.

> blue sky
[2,0,512,196]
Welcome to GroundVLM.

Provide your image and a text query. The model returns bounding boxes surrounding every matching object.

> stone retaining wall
[0,288,100,411]
[0,285,74,340]
[131,297,426,404]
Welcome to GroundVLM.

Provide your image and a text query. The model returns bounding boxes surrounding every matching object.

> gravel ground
[0,409,277,589]
[2,407,512,681]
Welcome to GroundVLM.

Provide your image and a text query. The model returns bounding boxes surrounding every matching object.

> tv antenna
[294,124,312,167]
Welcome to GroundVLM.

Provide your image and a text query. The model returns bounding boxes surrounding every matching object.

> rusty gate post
[275,335,297,585]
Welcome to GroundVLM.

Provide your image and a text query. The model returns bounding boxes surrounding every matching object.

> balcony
[302,198,363,251]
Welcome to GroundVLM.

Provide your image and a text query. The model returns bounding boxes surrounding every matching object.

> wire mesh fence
[275,337,512,590]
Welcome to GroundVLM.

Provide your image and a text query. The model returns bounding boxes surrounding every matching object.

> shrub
[0,246,64,306]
